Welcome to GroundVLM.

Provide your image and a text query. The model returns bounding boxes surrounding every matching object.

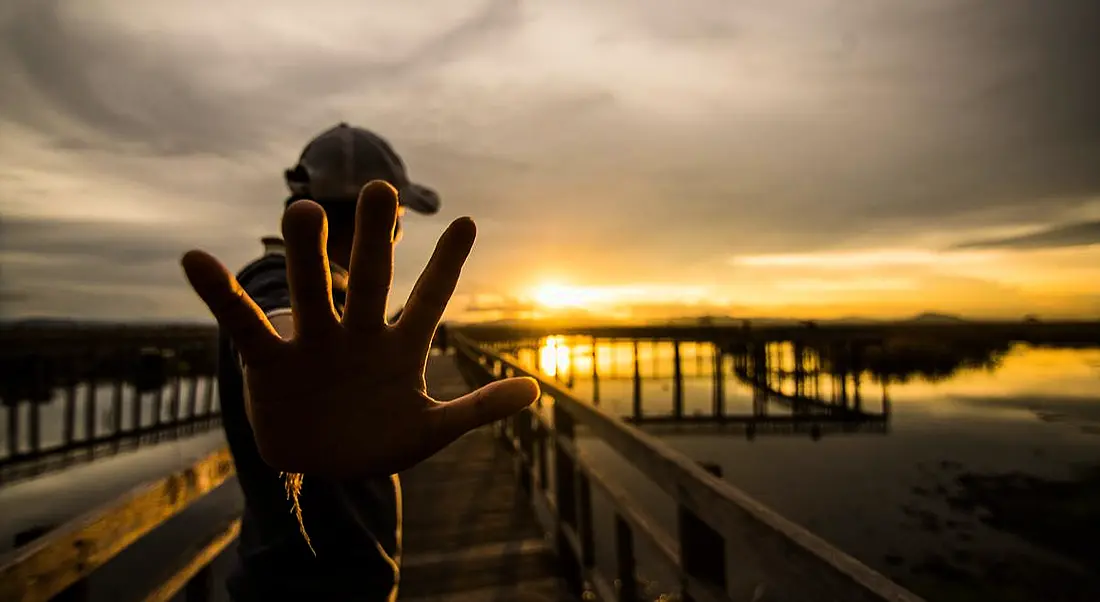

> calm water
[4,339,1097,599]
[509,337,1100,601]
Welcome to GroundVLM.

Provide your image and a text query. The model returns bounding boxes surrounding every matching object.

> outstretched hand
[180,181,540,478]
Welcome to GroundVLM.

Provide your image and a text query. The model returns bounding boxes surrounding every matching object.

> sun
[531,283,592,309]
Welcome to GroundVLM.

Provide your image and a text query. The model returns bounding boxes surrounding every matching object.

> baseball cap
[284,123,441,215]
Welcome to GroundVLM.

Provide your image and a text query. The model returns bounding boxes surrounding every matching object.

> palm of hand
[182,181,538,478]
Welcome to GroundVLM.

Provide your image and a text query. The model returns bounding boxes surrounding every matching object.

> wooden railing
[0,325,223,485]
[0,448,237,602]
[452,331,927,602]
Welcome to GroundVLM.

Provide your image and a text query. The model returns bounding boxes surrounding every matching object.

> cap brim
[400,183,441,215]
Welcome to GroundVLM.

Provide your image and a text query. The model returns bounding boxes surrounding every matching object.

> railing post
[517,407,535,495]
[812,347,822,401]
[576,470,595,570]
[851,342,864,412]
[63,358,78,454]
[610,339,617,379]
[534,393,549,493]
[132,369,144,439]
[499,365,517,450]
[111,376,124,450]
[6,401,18,462]
[552,338,562,382]
[672,340,684,420]
[552,403,582,595]
[712,348,724,420]
[615,515,638,602]
[29,386,42,457]
[52,580,90,602]
[567,342,576,389]
[168,373,182,437]
[185,374,199,433]
[631,340,642,420]
[152,380,164,441]
[185,564,215,602]
[84,355,98,456]
[679,462,727,601]
[203,374,216,421]
[590,337,600,406]
[793,340,806,398]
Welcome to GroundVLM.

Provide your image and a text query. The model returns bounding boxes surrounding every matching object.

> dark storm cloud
[951,220,1100,251]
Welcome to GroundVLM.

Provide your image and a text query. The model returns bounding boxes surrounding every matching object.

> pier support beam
[591,337,600,405]
[679,462,727,601]
[672,340,684,419]
[712,347,724,420]
[632,340,643,420]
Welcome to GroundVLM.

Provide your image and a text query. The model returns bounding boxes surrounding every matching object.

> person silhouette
[188,124,538,601]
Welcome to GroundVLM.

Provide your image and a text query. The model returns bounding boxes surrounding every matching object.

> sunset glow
[531,283,602,309]
[3,1,1099,325]
[729,249,1002,269]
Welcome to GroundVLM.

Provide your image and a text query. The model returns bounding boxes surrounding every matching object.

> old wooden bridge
[4,319,1092,601]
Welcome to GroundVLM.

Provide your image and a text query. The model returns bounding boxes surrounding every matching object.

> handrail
[0,448,236,602]
[451,330,927,602]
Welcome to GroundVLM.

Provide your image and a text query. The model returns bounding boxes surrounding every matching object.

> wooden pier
[398,357,570,601]
[492,335,891,429]
[0,322,972,602]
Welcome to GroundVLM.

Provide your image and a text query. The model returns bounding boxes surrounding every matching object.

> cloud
[0,0,524,155]
[729,249,1001,269]
[950,220,1100,251]
[2,0,1100,320]
[0,215,245,320]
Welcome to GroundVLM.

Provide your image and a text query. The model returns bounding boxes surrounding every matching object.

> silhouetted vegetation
[815,335,1014,385]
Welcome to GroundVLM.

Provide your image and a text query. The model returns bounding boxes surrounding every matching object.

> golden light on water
[538,335,572,377]
[533,336,717,381]
[526,338,1100,409]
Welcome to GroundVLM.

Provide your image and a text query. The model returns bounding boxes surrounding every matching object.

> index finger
[181,250,282,364]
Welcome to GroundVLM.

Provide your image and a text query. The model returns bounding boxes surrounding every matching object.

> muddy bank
[901,463,1100,602]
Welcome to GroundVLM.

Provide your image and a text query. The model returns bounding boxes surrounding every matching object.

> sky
[2,0,1099,323]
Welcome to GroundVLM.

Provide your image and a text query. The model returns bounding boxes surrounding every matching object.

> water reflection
[506,336,901,436]
[494,335,1100,601]
[504,336,1087,425]
[0,341,222,480]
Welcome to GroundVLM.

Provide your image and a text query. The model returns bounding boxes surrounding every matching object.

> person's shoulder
[237,239,290,313]
[237,253,286,283]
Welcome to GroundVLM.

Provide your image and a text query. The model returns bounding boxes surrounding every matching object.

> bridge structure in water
[2,319,1097,601]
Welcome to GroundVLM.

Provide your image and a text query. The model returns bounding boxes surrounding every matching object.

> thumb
[437,377,541,441]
